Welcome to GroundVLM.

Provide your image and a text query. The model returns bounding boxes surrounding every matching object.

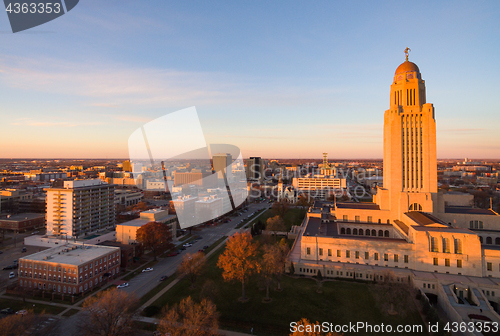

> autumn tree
[272,199,290,218]
[158,296,219,336]
[79,288,138,336]
[290,318,340,336]
[217,232,260,301]
[136,221,174,261]
[260,244,281,302]
[178,252,206,288]
[0,310,44,336]
[266,215,286,238]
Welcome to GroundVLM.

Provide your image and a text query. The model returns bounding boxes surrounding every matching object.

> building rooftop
[0,213,44,221]
[445,206,497,216]
[336,202,381,210]
[20,243,118,266]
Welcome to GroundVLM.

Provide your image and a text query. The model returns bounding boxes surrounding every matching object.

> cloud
[0,55,346,111]
[10,119,105,127]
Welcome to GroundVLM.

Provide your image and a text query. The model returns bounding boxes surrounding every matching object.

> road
[121,201,271,298]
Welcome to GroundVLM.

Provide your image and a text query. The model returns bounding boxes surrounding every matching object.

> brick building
[18,243,120,295]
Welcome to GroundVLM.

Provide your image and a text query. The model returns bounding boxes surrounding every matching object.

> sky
[0,1,499,159]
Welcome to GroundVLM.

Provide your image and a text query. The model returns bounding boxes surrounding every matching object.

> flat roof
[445,206,497,216]
[405,211,448,226]
[117,218,150,227]
[336,202,381,210]
[20,243,118,266]
[0,213,44,221]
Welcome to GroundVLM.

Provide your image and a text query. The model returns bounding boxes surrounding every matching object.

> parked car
[116,283,129,289]
[203,245,209,250]
[0,308,14,315]
[15,310,27,315]
[183,243,192,248]
[22,247,27,252]
[142,267,154,273]
[198,249,204,253]
[167,252,178,257]
[159,275,168,281]
[9,272,15,279]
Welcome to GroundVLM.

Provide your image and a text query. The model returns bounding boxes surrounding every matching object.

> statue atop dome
[404,47,411,61]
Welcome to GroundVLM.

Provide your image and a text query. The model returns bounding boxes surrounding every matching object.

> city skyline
[1,1,500,159]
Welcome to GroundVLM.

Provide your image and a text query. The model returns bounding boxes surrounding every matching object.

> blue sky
[1,1,499,159]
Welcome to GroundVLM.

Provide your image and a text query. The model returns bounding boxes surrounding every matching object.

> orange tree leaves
[136,221,174,260]
[217,232,260,300]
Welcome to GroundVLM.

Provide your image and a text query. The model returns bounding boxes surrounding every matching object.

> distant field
[151,241,425,336]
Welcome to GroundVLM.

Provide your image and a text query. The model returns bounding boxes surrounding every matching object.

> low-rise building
[18,243,120,295]
[0,213,45,232]
[116,209,177,244]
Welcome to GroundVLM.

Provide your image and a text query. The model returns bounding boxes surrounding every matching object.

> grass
[249,207,306,231]
[178,234,193,242]
[151,241,426,336]
[0,298,67,315]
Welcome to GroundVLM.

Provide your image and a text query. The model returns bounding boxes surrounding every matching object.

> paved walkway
[136,316,252,336]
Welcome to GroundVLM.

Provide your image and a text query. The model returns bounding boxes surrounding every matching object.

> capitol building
[289,51,500,322]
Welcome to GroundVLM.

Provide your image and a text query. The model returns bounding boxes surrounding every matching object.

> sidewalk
[136,316,253,336]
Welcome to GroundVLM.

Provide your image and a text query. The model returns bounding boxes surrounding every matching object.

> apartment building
[46,179,115,238]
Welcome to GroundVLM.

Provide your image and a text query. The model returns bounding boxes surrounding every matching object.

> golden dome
[395,61,420,75]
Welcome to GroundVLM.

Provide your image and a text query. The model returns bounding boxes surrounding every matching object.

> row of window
[470,220,484,229]
[20,266,116,283]
[20,263,76,274]
[342,215,390,224]
[306,248,410,263]
[430,237,462,254]
[432,258,462,268]
[485,262,500,272]
[479,236,500,245]
[340,228,390,237]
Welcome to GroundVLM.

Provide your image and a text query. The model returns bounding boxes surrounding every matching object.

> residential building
[46,179,115,238]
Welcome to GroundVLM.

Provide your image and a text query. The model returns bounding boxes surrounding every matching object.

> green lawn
[151,243,425,336]
[253,207,306,231]
[0,298,66,315]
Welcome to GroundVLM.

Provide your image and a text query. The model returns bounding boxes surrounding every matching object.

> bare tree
[266,215,286,238]
[158,296,219,336]
[272,199,290,218]
[177,252,206,289]
[79,288,138,336]
[374,270,415,317]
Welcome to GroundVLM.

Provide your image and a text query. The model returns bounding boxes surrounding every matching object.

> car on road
[183,243,192,248]
[167,251,179,257]
[3,265,16,270]
[0,308,14,315]
[9,272,15,279]
[15,310,27,315]
[203,245,209,250]
[142,267,154,273]
[159,275,168,281]
[116,283,129,289]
